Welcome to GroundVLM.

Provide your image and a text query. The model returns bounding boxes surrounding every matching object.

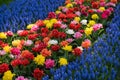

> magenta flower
[45,59,55,69]
[31,25,39,31]
[15,76,29,80]
[10,48,21,55]
[93,23,103,32]
[73,32,83,39]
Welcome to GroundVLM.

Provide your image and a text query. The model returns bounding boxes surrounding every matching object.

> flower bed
[42,4,120,80]
[0,0,65,32]
[0,0,119,80]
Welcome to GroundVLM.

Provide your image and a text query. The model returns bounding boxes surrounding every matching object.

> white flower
[48,40,58,45]
[80,19,87,25]
[78,46,83,51]
[66,29,75,35]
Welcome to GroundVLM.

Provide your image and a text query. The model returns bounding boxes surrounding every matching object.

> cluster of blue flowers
[42,4,120,80]
[0,0,65,32]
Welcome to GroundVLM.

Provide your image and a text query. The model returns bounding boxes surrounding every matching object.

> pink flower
[15,76,29,80]
[17,30,23,35]
[93,23,103,32]
[0,50,6,56]
[66,38,74,43]
[105,2,116,7]
[24,40,33,46]
[73,32,83,39]
[31,25,39,31]
[62,7,68,12]
[101,13,108,19]
[75,11,81,16]
[11,48,21,55]
[45,59,55,69]
[71,20,78,24]
[100,2,105,6]
[61,24,67,29]
[6,31,13,36]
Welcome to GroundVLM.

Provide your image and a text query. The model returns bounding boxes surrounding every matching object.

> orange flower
[35,40,41,45]
[41,49,51,57]
[17,44,23,50]
[60,41,69,47]
[65,0,71,4]
[35,20,44,27]
[20,40,25,45]
[110,0,117,3]
[81,39,91,49]
[43,37,50,43]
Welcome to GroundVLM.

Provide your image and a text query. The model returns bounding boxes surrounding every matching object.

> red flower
[28,34,38,40]
[35,20,44,27]
[0,63,9,73]
[33,68,44,80]
[41,33,47,37]
[32,42,47,52]
[66,13,76,19]
[53,23,61,29]
[51,29,60,38]
[21,50,34,60]
[72,48,82,56]
[19,30,28,37]
[48,12,56,19]
[92,1,99,9]
[88,9,94,14]
[59,32,66,38]
[21,59,30,66]
[58,13,66,19]
[51,45,60,51]
[69,23,81,31]
[11,59,21,67]
[41,28,49,33]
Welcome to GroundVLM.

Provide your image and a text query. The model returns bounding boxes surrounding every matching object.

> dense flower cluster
[0,0,119,80]
[43,4,120,80]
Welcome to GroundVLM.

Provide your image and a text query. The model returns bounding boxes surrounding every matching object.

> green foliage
[0,0,13,5]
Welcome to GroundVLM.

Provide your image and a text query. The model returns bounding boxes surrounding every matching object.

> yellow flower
[46,22,53,29]
[34,55,45,65]
[99,7,105,12]
[91,14,99,20]
[88,20,96,27]
[62,45,72,52]
[55,10,61,14]
[2,70,15,80]
[3,46,11,53]
[0,32,7,39]
[66,3,73,8]
[74,17,80,22]
[43,20,49,24]
[50,19,57,24]
[59,58,68,66]
[85,27,93,36]
[12,40,21,47]
[27,24,35,29]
